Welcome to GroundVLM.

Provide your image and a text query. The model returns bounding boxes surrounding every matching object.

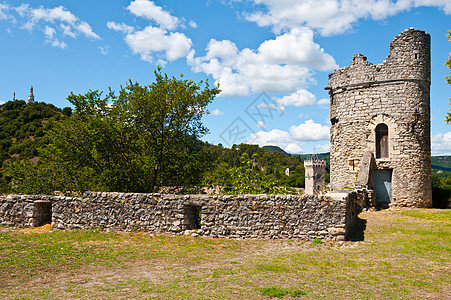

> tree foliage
[202,143,308,194]
[446,30,451,124]
[7,70,220,193]
[431,174,451,208]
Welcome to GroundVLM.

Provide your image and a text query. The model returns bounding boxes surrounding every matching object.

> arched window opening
[376,123,389,158]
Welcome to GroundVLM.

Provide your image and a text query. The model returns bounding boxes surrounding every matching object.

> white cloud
[43,25,67,49]
[189,20,198,28]
[51,39,67,49]
[127,0,179,30]
[432,132,451,155]
[246,121,330,153]
[289,119,330,141]
[245,0,451,36]
[109,1,191,65]
[247,129,305,153]
[188,27,336,97]
[60,24,76,38]
[210,109,224,116]
[124,26,192,64]
[317,98,330,106]
[76,21,100,39]
[99,45,110,55]
[25,6,100,39]
[277,89,316,107]
[256,121,266,128]
[107,21,135,34]
[0,3,10,20]
[314,143,330,153]
[257,102,285,114]
[14,4,28,17]
[285,143,303,154]
[3,4,100,48]
[43,25,55,39]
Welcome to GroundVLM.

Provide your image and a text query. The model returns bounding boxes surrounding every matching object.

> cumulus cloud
[210,109,224,116]
[247,129,305,153]
[127,0,179,30]
[245,0,451,36]
[432,132,451,155]
[314,143,330,153]
[108,1,192,65]
[24,6,100,39]
[277,89,317,107]
[107,22,134,34]
[247,119,330,153]
[289,119,330,141]
[188,27,336,96]
[43,25,67,49]
[1,4,100,48]
[60,24,76,38]
[317,98,330,106]
[123,26,192,64]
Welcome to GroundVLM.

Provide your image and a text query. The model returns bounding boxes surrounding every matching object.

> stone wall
[327,28,432,207]
[0,192,359,241]
[0,194,55,227]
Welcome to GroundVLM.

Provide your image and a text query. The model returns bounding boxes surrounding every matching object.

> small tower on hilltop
[304,153,326,195]
[28,86,35,104]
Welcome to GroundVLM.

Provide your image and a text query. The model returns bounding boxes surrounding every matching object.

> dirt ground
[1,208,450,299]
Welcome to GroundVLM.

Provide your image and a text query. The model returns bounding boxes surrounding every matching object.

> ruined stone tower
[326,28,432,207]
[304,157,326,195]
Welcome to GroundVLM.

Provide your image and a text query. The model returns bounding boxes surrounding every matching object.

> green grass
[260,286,306,298]
[0,209,450,299]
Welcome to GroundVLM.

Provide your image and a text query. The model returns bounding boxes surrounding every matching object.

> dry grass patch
[0,208,449,299]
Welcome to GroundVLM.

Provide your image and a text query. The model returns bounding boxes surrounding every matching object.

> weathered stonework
[0,192,359,241]
[304,159,326,195]
[327,28,432,207]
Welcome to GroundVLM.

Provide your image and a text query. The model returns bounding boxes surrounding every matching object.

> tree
[8,70,220,193]
[446,30,451,124]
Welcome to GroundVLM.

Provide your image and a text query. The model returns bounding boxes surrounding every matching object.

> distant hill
[262,145,287,155]
[431,156,451,175]
[262,147,450,175]
[0,100,71,166]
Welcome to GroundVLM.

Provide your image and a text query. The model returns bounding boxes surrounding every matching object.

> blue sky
[1,0,451,155]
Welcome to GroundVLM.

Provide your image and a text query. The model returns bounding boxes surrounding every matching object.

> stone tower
[326,28,432,207]
[304,157,326,195]
[28,86,35,104]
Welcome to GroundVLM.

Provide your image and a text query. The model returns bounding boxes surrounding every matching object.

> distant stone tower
[326,28,432,207]
[304,156,326,195]
[28,86,35,104]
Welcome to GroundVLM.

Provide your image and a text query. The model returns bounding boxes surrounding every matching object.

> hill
[262,145,287,155]
[0,100,71,165]
[431,155,451,175]
[262,146,450,176]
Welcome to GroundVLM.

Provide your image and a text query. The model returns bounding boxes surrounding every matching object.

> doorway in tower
[374,169,392,207]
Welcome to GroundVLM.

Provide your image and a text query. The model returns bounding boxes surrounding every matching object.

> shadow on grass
[347,216,367,241]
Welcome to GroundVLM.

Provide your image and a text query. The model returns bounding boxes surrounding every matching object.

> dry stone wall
[0,192,359,241]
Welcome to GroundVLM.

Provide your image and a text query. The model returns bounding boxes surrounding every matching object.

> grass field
[0,209,450,299]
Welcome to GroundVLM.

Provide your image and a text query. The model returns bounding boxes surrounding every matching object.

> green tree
[446,30,451,124]
[8,70,220,193]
